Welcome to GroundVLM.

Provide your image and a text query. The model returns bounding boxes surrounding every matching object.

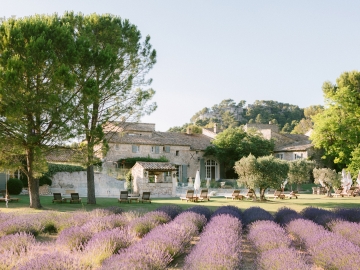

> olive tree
[313,168,341,197]
[287,159,315,191]
[234,154,289,200]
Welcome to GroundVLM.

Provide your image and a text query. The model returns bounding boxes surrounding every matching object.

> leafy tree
[287,159,315,190]
[204,127,274,178]
[65,13,157,204]
[221,111,238,129]
[313,167,341,197]
[0,14,77,208]
[234,154,289,200]
[255,114,264,124]
[291,105,323,134]
[311,71,360,170]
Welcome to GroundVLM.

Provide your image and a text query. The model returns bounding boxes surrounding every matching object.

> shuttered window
[132,145,139,153]
[163,146,170,153]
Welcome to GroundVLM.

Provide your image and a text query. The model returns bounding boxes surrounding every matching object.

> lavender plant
[185,205,212,221]
[300,206,341,228]
[212,205,242,220]
[156,205,183,219]
[328,219,360,246]
[185,214,242,270]
[82,227,137,267]
[333,207,360,222]
[242,206,274,228]
[287,218,360,269]
[274,207,302,226]
[257,247,312,270]
[248,220,291,252]
[56,226,93,251]
[0,214,44,236]
[128,211,171,237]
[0,232,36,255]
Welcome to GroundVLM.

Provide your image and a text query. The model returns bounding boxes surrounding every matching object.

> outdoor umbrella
[194,170,201,196]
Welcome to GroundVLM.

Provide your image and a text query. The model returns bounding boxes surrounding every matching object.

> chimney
[213,123,217,133]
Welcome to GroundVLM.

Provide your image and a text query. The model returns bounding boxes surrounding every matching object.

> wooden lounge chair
[70,193,81,203]
[332,187,345,198]
[268,189,285,199]
[52,193,65,203]
[225,190,242,200]
[345,187,359,197]
[118,191,129,203]
[286,190,300,199]
[244,189,256,200]
[139,192,151,203]
[198,189,210,201]
[180,190,196,202]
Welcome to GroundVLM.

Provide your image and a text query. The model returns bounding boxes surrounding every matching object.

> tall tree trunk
[27,148,42,209]
[260,188,266,201]
[87,164,96,204]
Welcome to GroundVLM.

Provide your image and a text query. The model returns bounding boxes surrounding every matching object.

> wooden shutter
[182,165,187,182]
[132,145,137,153]
[165,146,170,153]
[155,146,159,154]
[200,158,205,179]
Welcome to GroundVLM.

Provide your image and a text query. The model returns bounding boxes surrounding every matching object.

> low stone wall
[50,171,124,197]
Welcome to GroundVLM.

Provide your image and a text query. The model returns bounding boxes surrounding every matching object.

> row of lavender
[1,205,360,269]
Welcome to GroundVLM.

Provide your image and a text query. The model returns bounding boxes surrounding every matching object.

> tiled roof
[274,140,313,152]
[105,131,212,150]
[45,148,78,163]
[105,122,156,132]
[136,162,176,171]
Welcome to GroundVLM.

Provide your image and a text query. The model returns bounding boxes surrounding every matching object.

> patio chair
[332,187,345,198]
[268,189,285,199]
[345,187,358,197]
[286,190,300,199]
[70,193,81,204]
[118,191,129,203]
[198,189,210,201]
[180,190,196,202]
[139,192,151,203]
[225,190,242,200]
[244,189,256,200]
[52,193,65,203]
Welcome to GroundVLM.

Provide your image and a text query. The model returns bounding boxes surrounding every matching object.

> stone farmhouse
[244,123,314,160]
[100,122,221,184]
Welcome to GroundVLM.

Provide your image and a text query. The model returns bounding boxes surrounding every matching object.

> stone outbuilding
[131,162,177,197]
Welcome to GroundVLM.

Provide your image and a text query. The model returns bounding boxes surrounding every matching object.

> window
[175,150,179,156]
[275,153,283,159]
[132,145,140,153]
[205,159,217,180]
[294,153,303,160]
[115,144,120,150]
[163,146,170,153]
[151,145,160,154]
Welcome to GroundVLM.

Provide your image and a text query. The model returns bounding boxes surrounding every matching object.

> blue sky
[3,1,360,131]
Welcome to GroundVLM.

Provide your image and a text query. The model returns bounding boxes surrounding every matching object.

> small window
[163,146,170,153]
[151,146,160,154]
[276,154,283,160]
[115,144,120,150]
[175,150,179,156]
[132,145,140,153]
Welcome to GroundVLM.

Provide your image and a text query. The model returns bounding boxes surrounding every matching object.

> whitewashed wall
[50,171,125,197]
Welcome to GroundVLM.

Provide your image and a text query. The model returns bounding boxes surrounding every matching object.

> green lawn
[1,193,359,215]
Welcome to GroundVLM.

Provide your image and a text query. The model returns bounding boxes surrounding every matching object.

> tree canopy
[311,71,360,171]
[0,14,78,208]
[234,154,289,200]
[287,159,315,189]
[204,127,274,178]
[313,167,341,197]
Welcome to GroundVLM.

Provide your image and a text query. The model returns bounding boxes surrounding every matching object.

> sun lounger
[180,190,196,202]
[139,192,151,203]
[70,193,81,203]
[198,189,210,201]
[286,190,300,199]
[118,191,129,203]
[225,190,243,200]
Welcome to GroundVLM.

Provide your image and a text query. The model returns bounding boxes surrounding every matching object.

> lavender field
[0,205,360,269]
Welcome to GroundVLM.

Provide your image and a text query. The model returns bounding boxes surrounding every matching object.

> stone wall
[50,171,124,197]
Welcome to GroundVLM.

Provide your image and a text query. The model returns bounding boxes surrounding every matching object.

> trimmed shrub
[7,178,23,195]
[38,175,52,186]
[242,206,274,228]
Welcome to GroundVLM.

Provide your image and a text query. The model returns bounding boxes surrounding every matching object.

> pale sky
[3,1,360,131]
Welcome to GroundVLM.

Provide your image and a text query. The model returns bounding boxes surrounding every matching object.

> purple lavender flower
[156,205,183,219]
[56,226,92,251]
[329,219,360,246]
[242,206,274,227]
[128,211,171,237]
[274,207,302,226]
[185,214,242,270]
[0,232,36,255]
[185,205,212,221]
[333,207,360,222]
[257,247,312,270]
[248,220,291,252]
[212,205,242,220]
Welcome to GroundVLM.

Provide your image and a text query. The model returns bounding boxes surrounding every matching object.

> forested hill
[168,99,323,135]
